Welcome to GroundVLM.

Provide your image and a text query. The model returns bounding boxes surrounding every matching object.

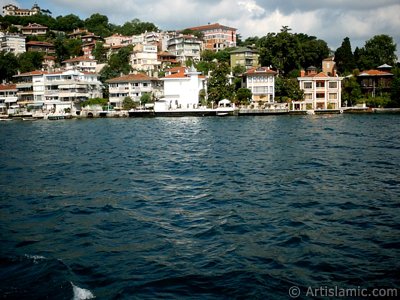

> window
[316,93,325,99]
[304,82,312,89]
[304,93,312,100]
[329,93,337,100]
[329,81,338,89]
[316,81,325,88]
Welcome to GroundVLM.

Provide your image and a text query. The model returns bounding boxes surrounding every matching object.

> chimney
[300,69,305,77]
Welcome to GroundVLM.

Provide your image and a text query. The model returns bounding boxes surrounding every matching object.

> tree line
[0,12,398,107]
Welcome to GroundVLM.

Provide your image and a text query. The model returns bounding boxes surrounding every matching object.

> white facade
[0,33,26,55]
[130,44,161,74]
[156,66,205,110]
[14,70,103,114]
[0,84,18,115]
[107,73,162,109]
[295,71,343,110]
[244,67,277,106]
[167,35,202,64]
[63,56,98,73]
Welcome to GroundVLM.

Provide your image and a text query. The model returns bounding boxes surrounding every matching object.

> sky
[2,0,400,58]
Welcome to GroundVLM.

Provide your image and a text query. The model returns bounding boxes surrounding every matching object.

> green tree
[357,35,397,69]
[0,51,19,82]
[275,76,303,102]
[84,13,111,37]
[390,67,400,107]
[18,51,44,73]
[335,37,355,75]
[122,96,135,110]
[92,42,108,63]
[55,14,84,32]
[342,75,362,107]
[54,35,69,64]
[236,88,252,105]
[207,62,234,103]
[140,92,152,104]
[117,18,158,36]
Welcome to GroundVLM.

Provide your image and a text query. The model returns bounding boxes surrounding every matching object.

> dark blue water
[0,115,399,299]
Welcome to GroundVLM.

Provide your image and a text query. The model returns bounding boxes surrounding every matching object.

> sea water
[0,115,399,299]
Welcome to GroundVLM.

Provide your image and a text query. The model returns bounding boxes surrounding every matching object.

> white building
[0,32,26,55]
[155,66,205,110]
[294,66,343,111]
[63,56,98,73]
[14,70,103,114]
[0,84,18,115]
[130,44,161,75]
[244,67,277,107]
[107,73,161,109]
[3,3,40,16]
[167,35,202,64]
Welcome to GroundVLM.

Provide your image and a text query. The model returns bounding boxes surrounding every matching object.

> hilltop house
[107,73,162,109]
[155,66,205,111]
[294,65,343,111]
[21,23,48,36]
[243,67,277,107]
[3,3,41,16]
[186,23,236,52]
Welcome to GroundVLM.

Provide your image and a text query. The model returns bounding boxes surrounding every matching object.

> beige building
[21,23,48,36]
[294,66,343,111]
[167,35,202,64]
[130,44,161,75]
[63,56,98,73]
[0,32,26,55]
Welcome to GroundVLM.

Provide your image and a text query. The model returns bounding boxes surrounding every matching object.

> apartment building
[63,56,98,73]
[186,23,237,52]
[167,35,202,64]
[21,23,48,36]
[0,32,26,55]
[230,47,259,70]
[130,44,161,74]
[107,73,162,109]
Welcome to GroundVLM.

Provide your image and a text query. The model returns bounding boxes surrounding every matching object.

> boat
[215,99,237,116]
[0,118,13,121]
[22,117,38,121]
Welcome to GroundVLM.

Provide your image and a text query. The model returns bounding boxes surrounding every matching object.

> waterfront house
[107,73,161,109]
[0,32,26,55]
[63,56,98,73]
[13,70,102,115]
[0,84,17,115]
[21,23,48,36]
[156,66,205,110]
[3,3,40,16]
[295,66,343,110]
[230,47,260,70]
[186,23,237,52]
[243,67,277,107]
[357,65,393,98]
[26,41,55,54]
[167,35,202,65]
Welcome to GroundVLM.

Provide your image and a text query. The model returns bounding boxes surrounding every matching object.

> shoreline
[2,107,400,120]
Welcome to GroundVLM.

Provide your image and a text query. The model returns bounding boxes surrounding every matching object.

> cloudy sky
[3,0,400,57]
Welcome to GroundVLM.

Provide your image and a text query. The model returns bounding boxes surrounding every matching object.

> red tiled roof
[358,70,393,76]
[245,67,277,75]
[63,56,96,63]
[106,73,159,83]
[187,23,236,31]
[26,41,54,47]
[22,23,48,29]
[0,84,17,91]
[14,70,48,77]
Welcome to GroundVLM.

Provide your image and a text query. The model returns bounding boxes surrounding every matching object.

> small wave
[71,282,95,300]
